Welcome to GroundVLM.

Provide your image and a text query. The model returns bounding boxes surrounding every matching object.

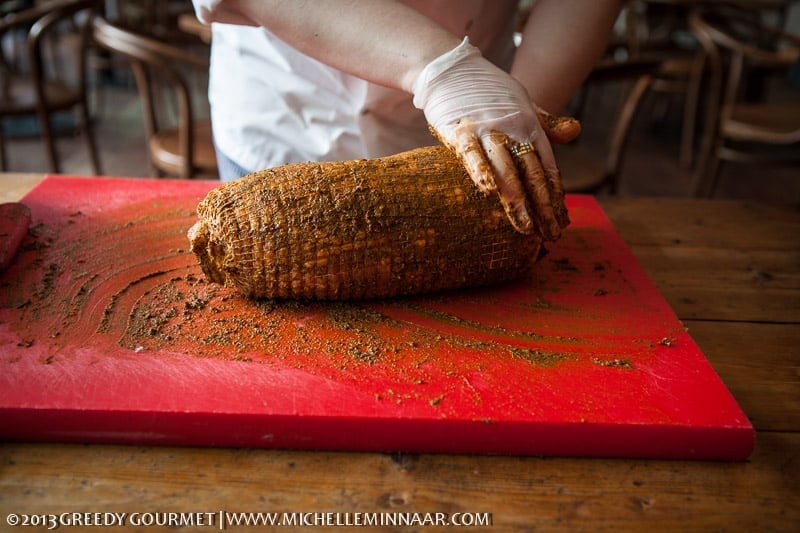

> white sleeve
[191,0,258,26]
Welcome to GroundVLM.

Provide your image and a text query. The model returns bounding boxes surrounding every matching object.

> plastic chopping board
[0,176,754,459]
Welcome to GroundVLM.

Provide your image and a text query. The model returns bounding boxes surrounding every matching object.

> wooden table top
[1,173,798,531]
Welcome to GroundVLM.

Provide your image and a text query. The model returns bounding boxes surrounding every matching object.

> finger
[480,132,535,234]
[537,111,581,144]
[532,136,570,229]
[451,125,497,194]
[513,144,561,240]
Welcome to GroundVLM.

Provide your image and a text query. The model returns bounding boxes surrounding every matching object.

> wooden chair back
[557,57,658,194]
[688,5,800,196]
[0,0,101,174]
[92,16,217,179]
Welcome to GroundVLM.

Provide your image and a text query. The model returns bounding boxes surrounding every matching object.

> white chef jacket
[192,0,519,173]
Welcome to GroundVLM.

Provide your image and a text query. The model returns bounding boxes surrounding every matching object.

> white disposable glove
[413,38,570,239]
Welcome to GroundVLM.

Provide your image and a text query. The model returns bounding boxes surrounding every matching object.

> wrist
[410,37,480,104]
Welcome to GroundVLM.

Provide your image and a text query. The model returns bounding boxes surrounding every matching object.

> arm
[197,0,460,92]
[512,0,623,114]
[195,0,616,238]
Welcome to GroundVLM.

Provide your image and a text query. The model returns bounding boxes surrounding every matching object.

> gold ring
[510,143,535,158]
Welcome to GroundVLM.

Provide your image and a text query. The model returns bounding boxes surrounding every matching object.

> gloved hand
[413,38,573,239]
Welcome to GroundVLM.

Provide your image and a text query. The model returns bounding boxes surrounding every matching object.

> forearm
[212,0,461,92]
[512,0,622,113]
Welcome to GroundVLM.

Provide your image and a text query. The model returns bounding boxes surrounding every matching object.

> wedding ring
[510,143,535,158]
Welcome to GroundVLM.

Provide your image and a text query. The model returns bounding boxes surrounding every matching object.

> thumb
[537,111,581,144]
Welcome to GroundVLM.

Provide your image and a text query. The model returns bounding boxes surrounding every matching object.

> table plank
[686,320,800,432]
[626,245,800,322]
[600,198,800,250]
[1,432,797,531]
[0,173,44,203]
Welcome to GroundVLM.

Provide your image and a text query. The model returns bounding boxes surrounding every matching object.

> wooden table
[1,173,798,531]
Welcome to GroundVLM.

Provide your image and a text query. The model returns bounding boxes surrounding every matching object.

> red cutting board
[0,176,754,459]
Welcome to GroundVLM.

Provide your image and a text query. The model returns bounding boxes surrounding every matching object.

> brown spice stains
[115,265,581,377]
[3,209,610,375]
[2,193,644,416]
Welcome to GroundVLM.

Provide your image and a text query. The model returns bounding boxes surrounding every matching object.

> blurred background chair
[0,0,101,174]
[557,57,659,194]
[92,15,217,179]
[609,1,794,169]
[609,0,705,170]
[688,4,800,197]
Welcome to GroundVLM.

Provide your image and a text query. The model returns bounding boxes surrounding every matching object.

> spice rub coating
[188,145,551,300]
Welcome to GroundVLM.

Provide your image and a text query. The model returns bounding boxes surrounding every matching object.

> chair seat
[149,120,217,177]
[724,104,800,144]
[0,76,81,115]
[650,54,695,91]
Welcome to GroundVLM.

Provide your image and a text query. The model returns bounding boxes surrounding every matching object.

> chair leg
[679,52,707,170]
[691,148,723,197]
[605,74,652,195]
[149,159,162,178]
[81,104,102,175]
[37,111,61,174]
[0,123,6,172]
[679,83,700,170]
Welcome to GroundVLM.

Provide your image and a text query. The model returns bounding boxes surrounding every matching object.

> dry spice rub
[188,145,551,301]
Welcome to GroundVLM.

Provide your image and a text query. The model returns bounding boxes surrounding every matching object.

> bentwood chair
[0,0,101,174]
[557,57,659,194]
[688,5,800,197]
[92,16,217,179]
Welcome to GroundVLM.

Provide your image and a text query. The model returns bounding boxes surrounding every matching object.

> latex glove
[413,38,570,239]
